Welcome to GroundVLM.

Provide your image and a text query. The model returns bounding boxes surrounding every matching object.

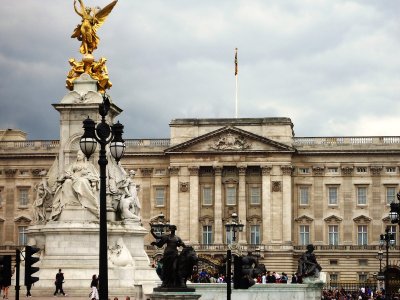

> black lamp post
[389,193,400,226]
[149,212,170,235]
[79,93,126,300]
[379,226,395,298]
[377,250,384,281]
[224,212,244,300]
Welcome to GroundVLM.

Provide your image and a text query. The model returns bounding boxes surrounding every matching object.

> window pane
[388,225,397,245]
[357,187,367,205]
[19,188,29,206]
[328,187,338,205]
[19,226,28,245]
[299,186,309,205]
[250,187,261,205]
[226,230,233,244]
[155,187,165,206]
[226,187,236,205]
[250,225,260,245]
[387,187,396,204]
[329,225,339,245]
[358,225,368,245]
[202,187,213,205]
[202,225,212,244]
[299,225,310,245]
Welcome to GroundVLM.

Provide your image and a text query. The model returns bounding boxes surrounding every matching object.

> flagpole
[234,48,238,118]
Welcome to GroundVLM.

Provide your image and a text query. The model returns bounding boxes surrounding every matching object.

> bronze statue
[297,244,322,280]
[71,0,118,55]
[234,252,266,289]
[151,225,197,289]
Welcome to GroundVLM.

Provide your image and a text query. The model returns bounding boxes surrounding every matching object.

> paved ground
[2,295,131,300]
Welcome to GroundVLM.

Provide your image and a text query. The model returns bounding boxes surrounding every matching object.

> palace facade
[1,117,400,283]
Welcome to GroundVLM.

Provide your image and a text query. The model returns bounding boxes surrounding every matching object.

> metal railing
[293,136,400,145]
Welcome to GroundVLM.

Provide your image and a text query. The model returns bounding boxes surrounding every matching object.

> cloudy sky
[1,0,400,140]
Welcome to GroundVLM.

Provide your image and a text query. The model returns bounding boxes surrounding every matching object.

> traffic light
[0,255,12,287]
[25,246,40,285]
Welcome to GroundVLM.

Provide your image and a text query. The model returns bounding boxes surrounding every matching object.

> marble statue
[50,150,99,220]
[32,171,52,223]
[71,0,118,55]
[108,237,134,267]
[297,244,322,280]
[118,170,141,220]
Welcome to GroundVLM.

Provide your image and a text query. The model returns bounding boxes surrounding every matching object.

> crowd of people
[321,287,399,299]
[190,268,296,284]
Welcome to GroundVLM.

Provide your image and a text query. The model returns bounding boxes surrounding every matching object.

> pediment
[165,126,295,154]
[353,215,371,223]
[324,215,343,223]
[14,215,32,222]
[295,215,314,223]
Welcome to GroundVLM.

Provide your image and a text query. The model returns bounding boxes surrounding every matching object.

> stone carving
[151,225,197,289]
[179,182,189,192]
[5,169,17,177]
[117,170,141,221]
[312,166,325,176]
[341,165,354,176]
[210,133,251,151]
[168,166,180,176]
[261,165,272,175]
[281,165,293,175]
[272,181,281,192]
[296,244,322,281]
[32,171,53,224]
[108,237,134,267]
[50,150,100,220]
[140,168,153,177]
[370,165,383,176]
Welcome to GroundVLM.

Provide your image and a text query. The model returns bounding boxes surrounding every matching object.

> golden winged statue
[71,0,118,55]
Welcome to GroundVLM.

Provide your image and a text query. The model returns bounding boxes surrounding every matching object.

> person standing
[90,274,99,300]
[54,269,66,296]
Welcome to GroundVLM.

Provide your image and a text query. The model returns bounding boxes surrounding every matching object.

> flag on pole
[234,48,238,76]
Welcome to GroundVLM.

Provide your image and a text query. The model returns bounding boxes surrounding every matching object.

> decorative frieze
[341,165,354,176]
[312,165,325,176]
[5,169,17,177]
[370,165,383,176]
[272,181,282,192]
[238,165,247,175]
[31,169,46,177]
[179,182,189,192]
[213,166,223,176]
[140,168,153,177]
[168,166,180,176]
[210,133,251,151]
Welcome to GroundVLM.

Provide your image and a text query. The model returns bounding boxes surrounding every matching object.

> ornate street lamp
[224,213,244,300]
[379,227,395,298]
[149,212,170,236]
[389,192,400,225]
[376,250,384,281]
[79,93,125,300]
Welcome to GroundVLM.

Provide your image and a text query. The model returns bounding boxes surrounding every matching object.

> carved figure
[108,237,133,267]
[151,225,196,288]
[32,171,52,223]
[297,244,322,279]
[66,58,85,90]
[90,57,112,93]
[50,150,99,220]
[118,170,141,220]
[71,0,118,55]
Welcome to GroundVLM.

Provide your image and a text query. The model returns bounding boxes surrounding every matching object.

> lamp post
[377,250,384,281]
[379,227,395,298]
[389,192,400,226]
[79,93,126,300]
[224,212,244,300]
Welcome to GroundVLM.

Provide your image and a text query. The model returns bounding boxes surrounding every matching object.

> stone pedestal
[149,289,201,300]
[26,206,159,298]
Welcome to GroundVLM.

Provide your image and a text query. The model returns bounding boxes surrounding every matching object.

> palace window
[202,186,213,206]
[327,167,339,174]
[328,186,338,205]
[386,167,396,173]
[18,226,28,245]
[299,186,310,205]
[386,187,396,204]
[330,274,338,282]
[298,168,310,174]
[358,225,368,245]
[202,225,212,245]
[358,274,368,283]
[299,225,310,246]
[155,187,166,207]
[328,225,339,245]
[388,225,397,245]
[226,186,236,205]
[357,186,367,205]
[249,186,261,205]
[18,188,29,206]
[250,225,260,245]
[356,167,367,174]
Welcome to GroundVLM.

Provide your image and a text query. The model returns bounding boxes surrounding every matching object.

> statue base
[149,287,200,300]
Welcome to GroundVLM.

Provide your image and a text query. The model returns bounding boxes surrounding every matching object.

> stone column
[281,165,293,244]
[189,166,200,244]
[261,165,272,244]
[238,165,247,244]
[168,166,180,226]
[213,166,223,244]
